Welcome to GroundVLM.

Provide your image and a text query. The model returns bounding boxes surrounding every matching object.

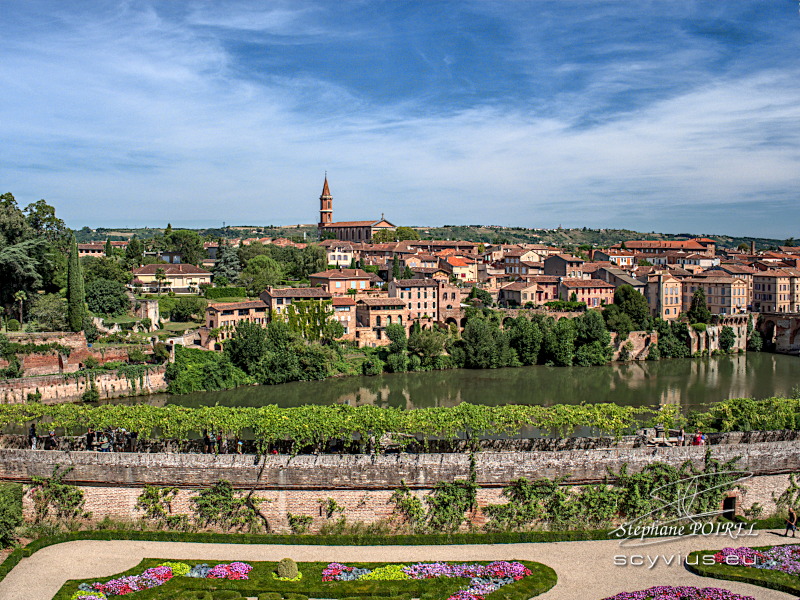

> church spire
[318,174,333,235]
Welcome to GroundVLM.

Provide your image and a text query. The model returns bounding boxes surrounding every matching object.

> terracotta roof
[309,268,372,279]
[712,264,758,275]
[559,278,614,289]
[324,220,382,227]
[332,297,356,306]
[685,276,744,284]
[393,279,439,287]
[263,287,332,298]
[208,301,267,312]
[133,264,211,275]
[526,275,560,284]
[551,254,584,262]
[357,298,406,307]
[501,281,537,291]
[446,257,471,267]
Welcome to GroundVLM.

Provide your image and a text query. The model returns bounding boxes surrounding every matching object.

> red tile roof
[309,268,372,279]
[559,278,614,289]
[207,301,267,311]
[133,264,211,275]
[263,287,332,298]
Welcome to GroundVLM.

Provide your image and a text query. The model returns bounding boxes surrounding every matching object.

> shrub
[287,514,313,534]
[0,483,23,547]
[6,319,20,332]
[205,287,248,300]
[276,557,299,579]
[691,322,707,332]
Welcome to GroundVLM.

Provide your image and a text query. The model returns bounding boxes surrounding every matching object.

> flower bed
[322,561,532,600]
[714,545,800,575]
[80,562,252,597]
[56,559,556,600]
[601,586,755,600]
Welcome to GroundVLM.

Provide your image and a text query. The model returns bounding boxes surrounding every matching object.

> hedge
[205,287,248,300]
[0,517,784,585]
[685,546,800,596]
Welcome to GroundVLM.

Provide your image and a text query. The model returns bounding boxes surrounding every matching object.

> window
[336,281,342,288]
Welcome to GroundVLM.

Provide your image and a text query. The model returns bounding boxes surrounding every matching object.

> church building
[317,177,396,243]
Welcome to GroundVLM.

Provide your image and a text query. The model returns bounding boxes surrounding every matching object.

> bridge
[758,312,800,355]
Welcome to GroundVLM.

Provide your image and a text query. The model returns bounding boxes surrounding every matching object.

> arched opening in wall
[722,496,737,520]
[445,317,458,327]
[460,317,468,328]
[761,320,777,350]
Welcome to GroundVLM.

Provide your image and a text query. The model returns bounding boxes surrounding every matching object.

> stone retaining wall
[0,366,167,404]
[5,443,796,531]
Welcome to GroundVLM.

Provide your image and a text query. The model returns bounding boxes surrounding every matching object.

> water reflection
[128,353,797,412]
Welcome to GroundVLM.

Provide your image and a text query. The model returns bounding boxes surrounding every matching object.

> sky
[1,1,799,238]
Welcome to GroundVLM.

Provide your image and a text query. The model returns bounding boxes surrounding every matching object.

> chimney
[750,240,756,254]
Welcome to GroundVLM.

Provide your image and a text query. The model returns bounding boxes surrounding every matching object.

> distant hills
[75,223,789,251]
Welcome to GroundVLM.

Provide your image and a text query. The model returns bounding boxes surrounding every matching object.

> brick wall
[14,450,797,532]
[0,366,167,404]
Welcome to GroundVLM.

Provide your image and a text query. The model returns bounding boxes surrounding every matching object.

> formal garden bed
[56,560,557,600]
[600,587,755,600]
[685,544,800,596]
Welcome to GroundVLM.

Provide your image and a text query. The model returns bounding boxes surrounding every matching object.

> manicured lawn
[686,545,800,596]
[56,560,557,600]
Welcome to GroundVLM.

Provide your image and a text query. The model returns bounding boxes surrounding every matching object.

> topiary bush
[277,557,299,579]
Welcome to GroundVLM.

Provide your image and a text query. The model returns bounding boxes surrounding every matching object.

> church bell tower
[318,175,333,236]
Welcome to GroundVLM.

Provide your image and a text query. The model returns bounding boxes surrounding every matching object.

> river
[138,352,798,412]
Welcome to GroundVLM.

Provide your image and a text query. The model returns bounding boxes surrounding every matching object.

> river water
[141,352,798,412]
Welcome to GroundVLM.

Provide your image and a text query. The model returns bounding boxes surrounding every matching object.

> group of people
[672,428,707,446]
[27,424,58,450]
[202,430,244,455]
[85,427,138,452]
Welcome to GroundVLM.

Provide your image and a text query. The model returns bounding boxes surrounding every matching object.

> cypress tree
[104,238,113,257]
[67,236,86,331]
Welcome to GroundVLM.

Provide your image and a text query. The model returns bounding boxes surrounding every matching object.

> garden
[686,543,800,596]
[57,559,557,600]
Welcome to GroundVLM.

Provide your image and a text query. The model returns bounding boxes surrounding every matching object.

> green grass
[54,560,557,600]
[685,545,800,596]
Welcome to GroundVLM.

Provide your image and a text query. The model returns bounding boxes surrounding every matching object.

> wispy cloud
[0,0,798,237]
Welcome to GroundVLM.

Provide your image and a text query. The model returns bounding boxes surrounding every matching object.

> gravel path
[0,530,796,600]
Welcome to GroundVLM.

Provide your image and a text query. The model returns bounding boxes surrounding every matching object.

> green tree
[81,256,132,285]
[212,240,241,284]
[66,237,85,331]
[687,288,711,324]
[225,320,269,374]
[240,255,283,295]
[613,284,650,329]
[602,304,634,339]
[28,293,67,331]
[13,290,26,325]
[385,322,409,373]
[719,325,736,352]
[507,317,542,366]
[124,236,144,268]
[462,317,516,369]
[575,309,611,347]
[164,229,205,265]
[408,327,447,368]
[104,238,113,257]
[373,227,420,243]
[23,199,67,242]
[541,318,576,366]
[85,278,129,316]
[467,286,492,306]
[402,265,414,279]
[392,255,401,280]
[154,268,167,297]
[298,245,327,279]
[169,297,206,322]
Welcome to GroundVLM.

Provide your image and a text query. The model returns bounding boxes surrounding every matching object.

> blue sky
[1,1,799,237]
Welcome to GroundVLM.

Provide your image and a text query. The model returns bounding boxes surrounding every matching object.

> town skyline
[2,1,799,237]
